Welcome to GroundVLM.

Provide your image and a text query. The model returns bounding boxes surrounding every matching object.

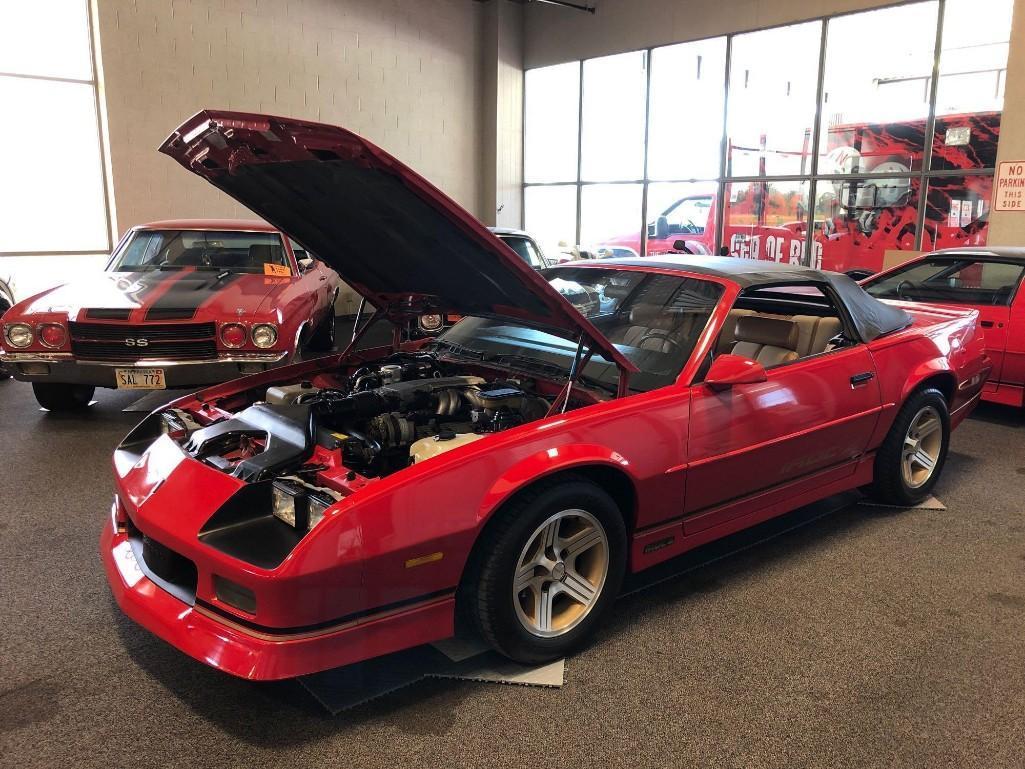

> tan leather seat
[718,310,841,358]
[717,309,755,354]
[731,315,800,366]
[619,307,702,353]
[788,315,843,357]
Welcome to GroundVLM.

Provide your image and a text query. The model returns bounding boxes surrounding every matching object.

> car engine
[177,353,552,484]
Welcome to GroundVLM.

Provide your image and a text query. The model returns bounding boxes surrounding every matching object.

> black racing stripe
[144,271,244,321]
[195,586,456,637]
[105,270,183,309]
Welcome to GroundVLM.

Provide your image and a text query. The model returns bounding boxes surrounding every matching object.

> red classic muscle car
[0,220,341,410]
[862,248,1025,409]
[101,111,990,681]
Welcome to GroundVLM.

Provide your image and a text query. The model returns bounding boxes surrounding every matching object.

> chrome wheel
[902,405,943,489]
[513,509,609,638]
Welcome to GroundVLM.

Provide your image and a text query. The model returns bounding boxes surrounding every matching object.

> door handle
[850,372,875,386]
[980,320,994,328]
[319,275,327,281]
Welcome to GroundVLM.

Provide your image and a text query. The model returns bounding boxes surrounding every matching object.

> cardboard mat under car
[298,638,565,714]
[859,495,946,511]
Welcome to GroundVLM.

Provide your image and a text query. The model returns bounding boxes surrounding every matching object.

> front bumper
[1,352,287,388]
[100,518,455,680]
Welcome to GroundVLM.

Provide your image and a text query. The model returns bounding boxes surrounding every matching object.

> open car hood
[160,110,635,373]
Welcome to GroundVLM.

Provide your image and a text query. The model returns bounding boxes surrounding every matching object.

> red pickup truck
[599,111,998,274]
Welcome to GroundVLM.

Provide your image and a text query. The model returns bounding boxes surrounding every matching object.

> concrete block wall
[96,0,487,237]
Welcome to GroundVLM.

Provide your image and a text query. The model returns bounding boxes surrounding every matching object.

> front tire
[32,382,95,411]
[870,387,949,506]
[308,310,336,351]
[466,476,627,664]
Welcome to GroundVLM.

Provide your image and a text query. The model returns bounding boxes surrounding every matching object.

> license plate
[115,367,166,389]
[112,541,144,588]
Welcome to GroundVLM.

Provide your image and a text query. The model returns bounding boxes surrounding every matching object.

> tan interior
[717,309,842,360]
[730,315,801,366]
[617,307,705,353]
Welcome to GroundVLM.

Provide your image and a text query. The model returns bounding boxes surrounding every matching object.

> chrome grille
[69,322,217,362]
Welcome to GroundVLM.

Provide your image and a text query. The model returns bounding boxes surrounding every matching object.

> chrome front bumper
[0,352,288,388]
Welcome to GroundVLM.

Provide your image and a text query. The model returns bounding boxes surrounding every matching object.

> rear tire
[32,382,95,411]
[465,476,627,664]
[870,387,949,506]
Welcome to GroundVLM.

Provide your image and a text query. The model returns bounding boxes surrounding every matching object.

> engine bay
[170,352,561,493]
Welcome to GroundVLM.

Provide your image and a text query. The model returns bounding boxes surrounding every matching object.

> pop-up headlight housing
[271,480,334,533]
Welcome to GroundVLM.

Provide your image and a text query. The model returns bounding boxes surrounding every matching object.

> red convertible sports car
[862,248,1025,409]
[0,220,341,410]
[102,111,990,681]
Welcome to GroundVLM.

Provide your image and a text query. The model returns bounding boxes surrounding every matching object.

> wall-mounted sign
[945,126,971,146]
[994,161,1025,211]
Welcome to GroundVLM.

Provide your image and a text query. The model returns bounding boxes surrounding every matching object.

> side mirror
[672,239,691,253]
[704,354,767,391]
[655,215,670,240]
[298,256,314,272]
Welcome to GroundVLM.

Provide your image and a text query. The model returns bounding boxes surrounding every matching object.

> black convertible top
[559,255,913,343]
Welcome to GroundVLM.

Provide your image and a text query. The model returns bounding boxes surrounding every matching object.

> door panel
[684,346,881,533]
[969,304,1011,383]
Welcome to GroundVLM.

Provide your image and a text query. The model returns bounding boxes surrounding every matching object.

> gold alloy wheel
[901,405,943,489]
[513,509,609,638]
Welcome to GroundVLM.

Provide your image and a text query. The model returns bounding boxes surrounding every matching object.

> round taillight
[220,323,247,348]
[39,323,67,348]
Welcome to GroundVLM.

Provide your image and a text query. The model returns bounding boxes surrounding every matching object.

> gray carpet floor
[2,344,1024,768]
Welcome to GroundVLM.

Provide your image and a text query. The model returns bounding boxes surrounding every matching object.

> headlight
[252,323,278,348]
[418,313,443,333]
[271,482,333,532]
[4,323,33,348]
[308,495,330,530]
[271,483,298,527]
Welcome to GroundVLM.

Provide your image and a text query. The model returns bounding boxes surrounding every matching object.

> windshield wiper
[485,353,616,394]
[431,339,486,360]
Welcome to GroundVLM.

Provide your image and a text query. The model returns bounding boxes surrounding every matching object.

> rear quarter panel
[865,303,987,446]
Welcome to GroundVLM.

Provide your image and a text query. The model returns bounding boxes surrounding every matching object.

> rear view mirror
[705,354,767,391]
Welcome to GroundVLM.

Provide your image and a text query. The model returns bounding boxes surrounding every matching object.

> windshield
[863,256,1025,306]
[110,230,291,274]
[436,267,723,393]
[499,235,545,269]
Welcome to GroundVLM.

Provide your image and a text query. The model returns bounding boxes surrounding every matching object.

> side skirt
[629,455,875,573]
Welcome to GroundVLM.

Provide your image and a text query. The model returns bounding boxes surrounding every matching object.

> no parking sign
[993,161,1025,211]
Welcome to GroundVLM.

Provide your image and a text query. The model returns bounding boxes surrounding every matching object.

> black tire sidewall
[32,382,95,411]
[309,311,336,351]
[474,479,627,663]
[873,388,950,506]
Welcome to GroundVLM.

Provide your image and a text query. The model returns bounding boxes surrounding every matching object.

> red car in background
[101,110,989,681]
[1,220,341,410]
[601,111,998,274]
[862,247,1025,408]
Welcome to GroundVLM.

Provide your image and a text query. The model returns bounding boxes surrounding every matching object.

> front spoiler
[100,519,455,680]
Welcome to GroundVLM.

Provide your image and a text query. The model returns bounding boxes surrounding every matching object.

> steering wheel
[896,279,914,300]
[637,330,682,354]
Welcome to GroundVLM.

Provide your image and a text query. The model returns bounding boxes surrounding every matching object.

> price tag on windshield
[263,263,290,277]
